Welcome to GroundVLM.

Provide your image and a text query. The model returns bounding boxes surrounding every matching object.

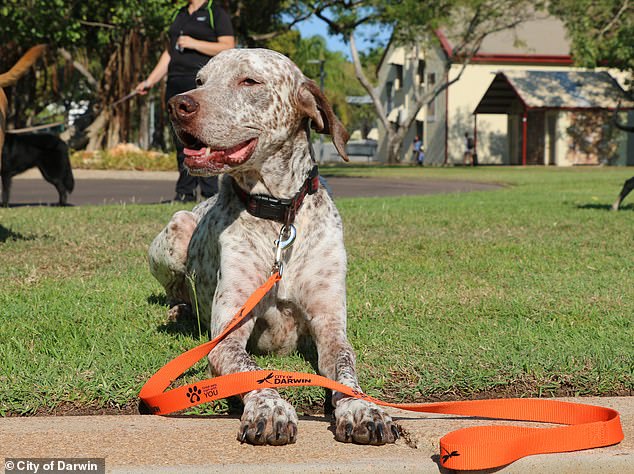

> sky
[293,16,391,58]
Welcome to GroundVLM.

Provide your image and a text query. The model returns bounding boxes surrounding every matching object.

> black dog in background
[1,132,74,207]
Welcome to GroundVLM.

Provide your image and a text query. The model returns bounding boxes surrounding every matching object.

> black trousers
[166,75,218,198]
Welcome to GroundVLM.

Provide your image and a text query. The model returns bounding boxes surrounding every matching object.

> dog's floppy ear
[297,80,349,161]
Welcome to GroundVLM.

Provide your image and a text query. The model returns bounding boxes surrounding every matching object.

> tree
[0,0,175,148]
[549,0,633,79]
[231,0,313,45]
[549,0,633,170]
[302,0,547,163]
[0,1,297,150]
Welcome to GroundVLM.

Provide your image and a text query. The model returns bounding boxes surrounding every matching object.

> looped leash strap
[139,271,281,409]
[139,272,624,471]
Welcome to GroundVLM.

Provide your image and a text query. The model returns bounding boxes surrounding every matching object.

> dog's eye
[240,77,261,86]
[195,77,203,87]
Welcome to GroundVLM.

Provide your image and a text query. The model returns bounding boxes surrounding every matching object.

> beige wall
[376,42,633,166]
[446,63,607,165]
[375,43,447,164]
[422,46,448,165]
[448,64,508,164]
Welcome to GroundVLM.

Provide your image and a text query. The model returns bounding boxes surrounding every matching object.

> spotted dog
[148,49,398,446]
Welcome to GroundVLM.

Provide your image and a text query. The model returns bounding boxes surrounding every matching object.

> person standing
[136,0,235,202]
[412,135,424,166]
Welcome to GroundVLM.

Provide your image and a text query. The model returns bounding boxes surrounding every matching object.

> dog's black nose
[168,94,199,122]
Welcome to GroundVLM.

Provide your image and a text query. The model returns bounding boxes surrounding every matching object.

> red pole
[473,114,478,166]
[522,111,528,166]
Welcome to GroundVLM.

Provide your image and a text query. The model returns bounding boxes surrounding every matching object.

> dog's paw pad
[238,392,298,445]
[334,398,399,445]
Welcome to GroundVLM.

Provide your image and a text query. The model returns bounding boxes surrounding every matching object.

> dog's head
[168,48,349,176]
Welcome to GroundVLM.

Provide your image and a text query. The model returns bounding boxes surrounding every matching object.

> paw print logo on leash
[187,386,202,403]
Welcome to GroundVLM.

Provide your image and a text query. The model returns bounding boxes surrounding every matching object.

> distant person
[412,135,424,166]
[136,0,235,203]
[463,132,475,166]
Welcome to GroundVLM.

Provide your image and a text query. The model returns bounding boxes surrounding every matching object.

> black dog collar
[232,166,319,226]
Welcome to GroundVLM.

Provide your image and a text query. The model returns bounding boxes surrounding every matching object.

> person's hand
[135,80,150,95]
[176,35,198,51]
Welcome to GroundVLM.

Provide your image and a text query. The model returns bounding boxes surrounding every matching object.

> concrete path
[9,169,501,206]
[1,397,631,473]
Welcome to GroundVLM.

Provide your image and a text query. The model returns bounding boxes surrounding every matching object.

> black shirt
[167,2,234,79]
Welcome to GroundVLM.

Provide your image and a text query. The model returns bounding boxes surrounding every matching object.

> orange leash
[139,271,623,471]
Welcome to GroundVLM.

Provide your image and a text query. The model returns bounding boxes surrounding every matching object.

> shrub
[71,143,177,171]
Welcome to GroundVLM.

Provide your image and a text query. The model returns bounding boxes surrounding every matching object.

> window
[386,81,393,114]
[394,65,403,90]
[417,60,426,85]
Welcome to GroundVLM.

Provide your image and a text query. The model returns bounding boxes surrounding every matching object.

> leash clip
[272,224,296,276]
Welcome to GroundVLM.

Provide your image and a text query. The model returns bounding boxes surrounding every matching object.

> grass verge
[0,167,632,416]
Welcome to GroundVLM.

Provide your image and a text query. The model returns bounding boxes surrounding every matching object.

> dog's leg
[54,184,68,206]
[310,314,399,445]
[207,277,298,446]
[148,210,198,319]
[1,173,10,207]
[611,176,634,211]
[300,258,398,445]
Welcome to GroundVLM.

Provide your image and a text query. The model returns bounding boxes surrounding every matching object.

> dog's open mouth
[183,138,258,174]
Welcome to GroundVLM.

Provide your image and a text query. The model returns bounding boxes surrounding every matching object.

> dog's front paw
[334,398,399,445]
[238,390,298,445]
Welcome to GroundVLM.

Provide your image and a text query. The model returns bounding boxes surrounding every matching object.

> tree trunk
[80,30,149,151]
[106,118,121,149]
[139,99,150,150]
[86,110,108,151]
[386,133,402,163]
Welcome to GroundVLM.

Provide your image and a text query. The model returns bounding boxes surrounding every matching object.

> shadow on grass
[146,292,208,339]
[576,203,634,211]
[0,224,38,242]
[146,292,168,306]
[157,316,208,340]
[3,202,74,208]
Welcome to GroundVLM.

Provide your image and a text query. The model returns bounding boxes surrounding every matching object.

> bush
[71,143,177,171]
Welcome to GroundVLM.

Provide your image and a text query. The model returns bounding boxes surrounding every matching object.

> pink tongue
[226,143,251,163]
[183,141,253,165]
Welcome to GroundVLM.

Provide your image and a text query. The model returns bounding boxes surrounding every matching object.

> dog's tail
[0,44,46,88]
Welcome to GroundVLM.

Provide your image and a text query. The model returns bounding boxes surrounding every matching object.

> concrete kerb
[1,397,631,473]
[14,168,180,181]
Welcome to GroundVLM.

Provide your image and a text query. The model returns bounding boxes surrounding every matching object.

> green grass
[1,167,632,416]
